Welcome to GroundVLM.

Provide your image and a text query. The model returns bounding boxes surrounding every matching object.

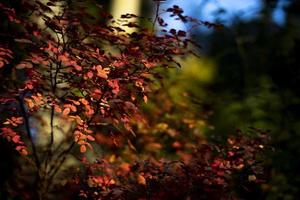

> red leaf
[12,135,20,143]
[87,71,93,78]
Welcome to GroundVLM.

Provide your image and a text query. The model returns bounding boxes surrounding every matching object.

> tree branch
[17,96,40,168]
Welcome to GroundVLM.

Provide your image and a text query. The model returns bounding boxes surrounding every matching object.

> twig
[17,96,41,168]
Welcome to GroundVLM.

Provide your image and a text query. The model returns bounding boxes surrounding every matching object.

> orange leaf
[70,105,77,112]
[16,146,29,156]
[25,99,35,109]
[80,145,87,153]
[62,107,71,115]
[54,106,62,113]
[80,98,88,105]
[137,174,146,185]
[58,54,69,62]
[96,65,109,79]
[20,148,29,156]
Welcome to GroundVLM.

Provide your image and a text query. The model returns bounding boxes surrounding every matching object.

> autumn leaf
[0,47,13,68]
[143,95,148,103]
[80,145,87,153]
[58,54,69,62]
[71,100,81,106]
[16,146,29,156]
[68,104,77,112]
[54,106,62,113]
[12,135,20,143]
[86,71,93,78]
[137,174,146,185]
[20,148,29,156]
[24,99,35,109]
[80,98,88,105]
[85,106,94,116]
[25,83,34,90]
[95,65,109,79]
[16,62,33,69]
[86,135,95,141]
[0,60,4,68]
[108,79,120,95]
[3,117,23,127]
[74,65,82,71]
[62,107,71,115]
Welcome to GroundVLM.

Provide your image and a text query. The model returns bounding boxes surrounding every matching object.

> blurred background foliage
[136,0,300,199]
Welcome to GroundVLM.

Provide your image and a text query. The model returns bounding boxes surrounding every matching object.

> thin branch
[17,96,41,168]
[44,141,75,194]
[152,1,161,31]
